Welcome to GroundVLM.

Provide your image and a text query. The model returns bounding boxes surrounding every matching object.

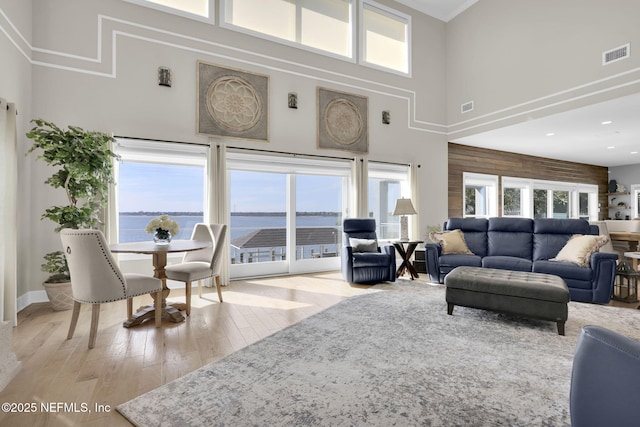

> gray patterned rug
[117,281,640,426]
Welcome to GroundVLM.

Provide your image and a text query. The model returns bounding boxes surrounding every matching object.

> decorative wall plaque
[317,87,368,153]
[197,61,269,141]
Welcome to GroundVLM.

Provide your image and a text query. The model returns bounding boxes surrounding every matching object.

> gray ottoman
[444,266,570,335]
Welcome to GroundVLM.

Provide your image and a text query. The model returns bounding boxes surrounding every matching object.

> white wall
[2,0,449,300]
[446,0,640,139]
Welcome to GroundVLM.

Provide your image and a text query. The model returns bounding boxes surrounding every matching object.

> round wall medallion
[324,98,364,146]
[206,76,262,132]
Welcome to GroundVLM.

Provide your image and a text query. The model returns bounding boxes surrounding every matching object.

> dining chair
[165,223,227,316]
[60,229,162,349]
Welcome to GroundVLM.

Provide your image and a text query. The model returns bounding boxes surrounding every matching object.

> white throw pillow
[349,238,378,253]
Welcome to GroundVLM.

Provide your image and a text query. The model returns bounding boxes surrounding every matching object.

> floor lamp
[393,198,417,241]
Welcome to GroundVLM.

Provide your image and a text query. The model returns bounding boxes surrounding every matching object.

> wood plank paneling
[448,143,609,219]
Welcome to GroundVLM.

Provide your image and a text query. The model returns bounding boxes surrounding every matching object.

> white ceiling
[395,0,478,22]
[399,0,639,168]
[451,93,640,168]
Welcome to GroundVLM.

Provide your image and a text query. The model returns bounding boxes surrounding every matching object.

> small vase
[153,229,172,245]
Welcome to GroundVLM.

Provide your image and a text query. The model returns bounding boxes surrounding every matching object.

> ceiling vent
[461,101,474,114]
[603,43,630,65]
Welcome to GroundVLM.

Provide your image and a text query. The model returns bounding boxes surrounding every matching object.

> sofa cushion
[431,230,473,255]
[439,254,482,268]
[444,218,488,257]
[482,256,533,272]
[349,238,378,253]
[533,218,594,261]
[550,234,609,267]
[533,260,593,282]
[487,218,534,259]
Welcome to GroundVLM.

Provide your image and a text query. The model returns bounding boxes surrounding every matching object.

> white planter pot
[43,281,74,311]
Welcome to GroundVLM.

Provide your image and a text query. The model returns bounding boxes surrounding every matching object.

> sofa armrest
[424,243,442,283]
[589,251,618,303]
[381,244,397,281]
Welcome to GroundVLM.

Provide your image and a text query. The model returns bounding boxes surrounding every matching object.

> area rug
[117,281,640,426]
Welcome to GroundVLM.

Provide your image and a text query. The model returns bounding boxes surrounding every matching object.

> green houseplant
[26,119,118,310]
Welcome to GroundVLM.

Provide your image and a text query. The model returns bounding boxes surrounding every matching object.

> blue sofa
[425,217,618,303]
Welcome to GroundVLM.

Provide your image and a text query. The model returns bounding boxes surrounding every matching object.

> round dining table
[110,240,211,327]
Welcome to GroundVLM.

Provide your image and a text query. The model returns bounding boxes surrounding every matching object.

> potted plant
[26,119,118,310]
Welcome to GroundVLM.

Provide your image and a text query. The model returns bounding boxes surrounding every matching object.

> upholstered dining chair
[60,229,162,349]
[165,223,227,316]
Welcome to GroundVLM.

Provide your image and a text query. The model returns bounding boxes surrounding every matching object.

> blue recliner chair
[570,325,640,427]
[341,218,396,284]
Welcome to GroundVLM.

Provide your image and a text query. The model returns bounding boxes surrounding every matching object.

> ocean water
[119,214,343,261]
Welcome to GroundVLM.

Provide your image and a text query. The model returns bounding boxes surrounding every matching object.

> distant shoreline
[120,212,341,217]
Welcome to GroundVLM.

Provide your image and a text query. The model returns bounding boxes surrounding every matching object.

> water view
[119,212,343,263]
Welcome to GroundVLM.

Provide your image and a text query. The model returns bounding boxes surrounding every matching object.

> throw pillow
[430,229,473,255]
[550,234,609,267]
[349,238,378,253]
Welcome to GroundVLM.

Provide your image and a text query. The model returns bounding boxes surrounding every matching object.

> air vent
[461,101,474,113]
[603,43,630,65]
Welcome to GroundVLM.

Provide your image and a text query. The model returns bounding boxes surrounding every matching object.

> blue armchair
[341,218,396,284]
[570,325,640,427]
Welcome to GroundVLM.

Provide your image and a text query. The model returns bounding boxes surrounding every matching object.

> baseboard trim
[17,290,49,313]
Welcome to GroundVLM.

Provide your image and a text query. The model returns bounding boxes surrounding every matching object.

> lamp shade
[392,198,417,216]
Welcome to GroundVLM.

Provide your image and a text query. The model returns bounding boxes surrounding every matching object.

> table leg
[123,252,186,327]
[394,242,420,280]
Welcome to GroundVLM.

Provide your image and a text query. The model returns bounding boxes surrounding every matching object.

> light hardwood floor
[0,272,371,427]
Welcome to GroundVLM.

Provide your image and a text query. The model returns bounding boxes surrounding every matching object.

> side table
[393,240,422,280]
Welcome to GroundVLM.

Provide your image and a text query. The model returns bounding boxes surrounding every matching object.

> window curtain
[208,142,230,286]
[0,99,18,325]
[105,137,119,244]
[352,157,368,218]
[409,163,420,242]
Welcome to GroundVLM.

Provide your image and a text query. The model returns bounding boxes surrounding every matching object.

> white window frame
[123,0,215,24]
[463,173,498,218]
[501,177,531,218]
[631,184,640,219]
[113,138,209,266]
[359,0,411,76]
[226,151,352,278]
[502,176,598,220]
[368,161,411,242]
[220,0,356,62]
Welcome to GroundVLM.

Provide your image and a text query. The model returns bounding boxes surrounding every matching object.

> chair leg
[88,304,100,349]
[67,301,81,340]
[154,292,161,327]
[127,298,133,319]
[215,276,223,303]
[198,280,203,299]
[185,281,192,316]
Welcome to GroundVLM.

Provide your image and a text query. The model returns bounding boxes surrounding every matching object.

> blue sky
[119,163,344,212]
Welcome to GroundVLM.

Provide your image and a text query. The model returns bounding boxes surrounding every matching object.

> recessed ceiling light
[601,120,613,125]
[607,146,615,149]
[545,132,555,137]
[631,151,638,155]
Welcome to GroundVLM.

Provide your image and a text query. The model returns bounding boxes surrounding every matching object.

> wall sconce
[382,110,391,124]
[158,66,172,87]
[392,197,417,241]
[288,92,298,109]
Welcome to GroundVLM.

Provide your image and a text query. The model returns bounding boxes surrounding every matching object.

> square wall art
[317,87,368,153]
[197,61,269,142]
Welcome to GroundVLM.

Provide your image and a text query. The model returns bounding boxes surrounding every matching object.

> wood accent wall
[448,142,609,219]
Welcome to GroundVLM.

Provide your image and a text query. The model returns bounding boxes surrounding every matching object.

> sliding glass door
[228,152,350,278]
